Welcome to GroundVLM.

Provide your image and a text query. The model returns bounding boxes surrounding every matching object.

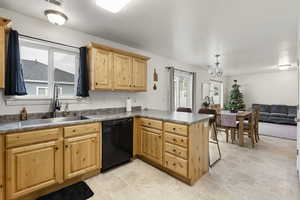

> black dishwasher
[102,118,133,172]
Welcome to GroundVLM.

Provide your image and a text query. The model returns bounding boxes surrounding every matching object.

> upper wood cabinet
[132,58,147,91]
[88,42,149,92]
[113,53,132,90]
[6,140,63,200]
[88,48,113,90]
[0,17,10,89]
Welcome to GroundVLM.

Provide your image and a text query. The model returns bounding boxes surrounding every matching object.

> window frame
[6,37,80,103]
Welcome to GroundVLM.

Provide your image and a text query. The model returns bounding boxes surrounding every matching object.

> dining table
[219,110,252,146]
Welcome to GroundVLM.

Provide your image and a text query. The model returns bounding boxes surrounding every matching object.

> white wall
[224,70,298,109]
[0,8,209,115]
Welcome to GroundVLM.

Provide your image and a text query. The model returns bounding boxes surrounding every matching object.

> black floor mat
[37,181,94,200]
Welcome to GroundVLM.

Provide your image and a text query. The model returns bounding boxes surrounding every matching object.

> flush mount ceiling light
[96,0,131,13]
[44,9,68,25]
[278,64,292,70]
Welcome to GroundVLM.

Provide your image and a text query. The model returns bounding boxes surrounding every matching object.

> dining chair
[253,106,260,142]
[238,112,256,148]
[198,108,221,167]
[218,113,238,143]
[176,107,192,113]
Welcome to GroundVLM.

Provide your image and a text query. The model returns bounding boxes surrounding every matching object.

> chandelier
[208,54,223,78]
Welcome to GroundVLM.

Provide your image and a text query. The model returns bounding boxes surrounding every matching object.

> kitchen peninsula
[0,109,212,200]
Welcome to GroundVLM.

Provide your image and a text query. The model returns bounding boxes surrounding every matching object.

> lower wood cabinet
[141,127,162,165]
[6,140,63,200]
[2,122,101,200]
[64,133,100,180]
[138,118,210,185]
[0,136,4,200]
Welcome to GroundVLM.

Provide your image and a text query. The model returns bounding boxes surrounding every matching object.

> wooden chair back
[176,107,192,113]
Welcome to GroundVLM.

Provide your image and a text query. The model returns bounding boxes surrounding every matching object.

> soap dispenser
[126,97,132,112]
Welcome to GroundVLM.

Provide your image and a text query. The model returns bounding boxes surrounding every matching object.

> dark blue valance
[76,47,89,97]
[5,30,27,96]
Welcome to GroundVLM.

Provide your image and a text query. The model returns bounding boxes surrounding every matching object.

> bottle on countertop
[126,97,132,112]
[20,107,28,121]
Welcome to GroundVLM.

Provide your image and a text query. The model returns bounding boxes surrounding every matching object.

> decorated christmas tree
[227,80,245,111]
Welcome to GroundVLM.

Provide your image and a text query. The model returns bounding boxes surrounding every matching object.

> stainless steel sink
[20,116,89,126]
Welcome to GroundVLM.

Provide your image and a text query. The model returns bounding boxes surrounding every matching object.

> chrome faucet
[52,83,61,117]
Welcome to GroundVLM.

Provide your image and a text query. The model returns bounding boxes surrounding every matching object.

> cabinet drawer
[141,118,162,130]
[6,128,62,148]
[165,143,187,159]
[64,123,100,138]
[165,133,188,148]
[165,122,188,136]
[164,152,187,178]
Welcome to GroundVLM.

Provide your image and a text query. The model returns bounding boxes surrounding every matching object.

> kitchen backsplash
[0,106,142,123]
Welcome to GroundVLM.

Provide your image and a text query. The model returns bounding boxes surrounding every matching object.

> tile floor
[86,135,300,200]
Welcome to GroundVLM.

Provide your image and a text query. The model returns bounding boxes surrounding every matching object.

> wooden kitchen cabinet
[132,58,147,91]
[113,53,132,90]
[88,42,150,92]
[0,17,10,89]
[141,127,163,165]
[64,133,100,180]
[138,118,210,185]
[6,140,63,200]
[88,48,113,90]
[0,136,4,200]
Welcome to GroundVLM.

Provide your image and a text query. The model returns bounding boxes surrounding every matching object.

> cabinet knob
[173,163,176,167]
[95,82,98,85]
[72,130,76,133]
[173,128,176,131]
[173,138,177,142]
[55,147,59,151]
[0,185,3,188]
[173,149,176,153]
[65,145,69,148]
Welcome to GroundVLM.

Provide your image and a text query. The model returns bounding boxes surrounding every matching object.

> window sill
[5,96,89,106]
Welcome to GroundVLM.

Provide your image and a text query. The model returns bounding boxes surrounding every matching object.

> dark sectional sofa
[252,104,297,125]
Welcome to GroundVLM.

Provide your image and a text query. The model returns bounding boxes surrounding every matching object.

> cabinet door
[64,133,100,180]
[132,58,147,91]
[0,26,5,89]
[90,48,112,90]
[6,140,63,200]
[141,130,162,165]
[0,136,4,200]
[113,53,132,90]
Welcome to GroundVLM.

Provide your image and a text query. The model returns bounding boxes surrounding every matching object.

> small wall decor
[153,68,158,90]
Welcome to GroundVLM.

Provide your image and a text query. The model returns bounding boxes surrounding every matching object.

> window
[19,38,79,98]
[36,87,48,96]
[170,68,196,111]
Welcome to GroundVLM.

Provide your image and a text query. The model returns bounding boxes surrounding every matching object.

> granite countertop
[0,109,213,134]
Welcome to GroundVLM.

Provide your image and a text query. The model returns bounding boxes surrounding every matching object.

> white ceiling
[0,0,299,75]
